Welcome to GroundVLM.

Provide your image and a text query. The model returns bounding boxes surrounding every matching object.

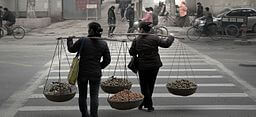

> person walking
[119,0,129,19]
[196,2,204,18]
[201,7,213,25]
[0,6,3,27]
[2,8,16,35]
[107,6,116,37]
[125,3,135,33]
[67,22,111,117]
[129,22,174,112]
[178,1,188,27]
[141,7,153,23]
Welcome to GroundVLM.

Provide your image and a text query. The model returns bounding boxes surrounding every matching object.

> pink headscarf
[179,1,187,17]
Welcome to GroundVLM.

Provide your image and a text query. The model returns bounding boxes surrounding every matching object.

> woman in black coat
[67,22,111,117]
[129,22,174,112]
[108,6,116,37]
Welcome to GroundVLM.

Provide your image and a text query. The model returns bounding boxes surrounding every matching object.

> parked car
[214,8,256,33]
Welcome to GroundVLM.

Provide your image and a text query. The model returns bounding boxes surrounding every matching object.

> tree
[26,0,36,18]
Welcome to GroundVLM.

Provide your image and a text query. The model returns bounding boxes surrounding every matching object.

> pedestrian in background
[119,0,129,20]
[125,3,135,33]
[154,2,163,16]
[196,2,204,18]
[141,7,153,23]
[107,6,116,37]
[67,22,111,117]
[0,6,3,27]
[178,1,188,27]
[159,3,167,16]
[201,7,213,27]
[129,22,174,112]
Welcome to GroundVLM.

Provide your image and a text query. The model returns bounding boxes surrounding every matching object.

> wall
[1,0,62,21]
[142,0,154,9]
[49,0,63,22]
[0,0,9,8]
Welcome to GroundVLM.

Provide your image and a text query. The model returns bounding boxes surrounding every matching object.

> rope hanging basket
[101,76,132,94]
[166,79,197,96]
[166,41,198,96]
[107,89,144,110]
[43,39,77,102]
[43,82,77,102]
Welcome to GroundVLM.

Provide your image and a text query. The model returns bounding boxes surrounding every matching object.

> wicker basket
[43,83,77,102]
[166,85,197,96]
[101,83,132,94]
[107,98,144,110]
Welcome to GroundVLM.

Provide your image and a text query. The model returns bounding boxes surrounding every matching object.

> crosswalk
[14,40,256,117]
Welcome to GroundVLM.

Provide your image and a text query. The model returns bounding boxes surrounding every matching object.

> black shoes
[138,105,143,110]
[147,107,154,112]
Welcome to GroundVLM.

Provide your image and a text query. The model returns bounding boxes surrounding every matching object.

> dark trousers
[121,8,126,18]
[127,20,134,33]
[138,68,159,108]
[78,77,100,117]
[0,19,2,27]
[108,25,116,36]
[4,21,15,34]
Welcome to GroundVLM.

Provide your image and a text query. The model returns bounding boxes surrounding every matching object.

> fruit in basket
[166,79,197,89]
[101,76,132,87]
[107,90,144,110]
[45,82,72,95]
[109,89,144,102]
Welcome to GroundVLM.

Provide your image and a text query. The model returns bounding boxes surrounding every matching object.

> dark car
[214,8,256,33]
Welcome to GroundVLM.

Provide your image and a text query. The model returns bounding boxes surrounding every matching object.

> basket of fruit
[107,89,144,110]
[43,82,77,102]
[101,76,132,94]
[166,79,197,96]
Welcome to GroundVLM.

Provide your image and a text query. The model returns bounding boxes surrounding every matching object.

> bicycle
[0,25,26,39]
[186,19,223,41]
[127,20,169,40]
[160,12,177,26]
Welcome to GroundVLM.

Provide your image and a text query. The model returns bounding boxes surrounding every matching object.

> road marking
[53,58,206,63]
[50,69,218,73]
[0,61,33,67]
[47,75,223,79]
[52,62,211,67]
[18,105,256,111]
[67,55,201,58]
[38,83,235,88]
[29,93,248,99]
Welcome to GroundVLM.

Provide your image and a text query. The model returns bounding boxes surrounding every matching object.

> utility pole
[169,0,176,16]
[15,0,19,17]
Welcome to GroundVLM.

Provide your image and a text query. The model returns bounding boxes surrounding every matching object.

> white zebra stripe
[18,105,256,111]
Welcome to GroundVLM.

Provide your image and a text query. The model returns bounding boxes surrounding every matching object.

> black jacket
[197,5,204,18]
[67,38,111,79]
[108,8,116,24]
[129,35,174,70]
[125,6,134,21]
[3,11,16,23]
